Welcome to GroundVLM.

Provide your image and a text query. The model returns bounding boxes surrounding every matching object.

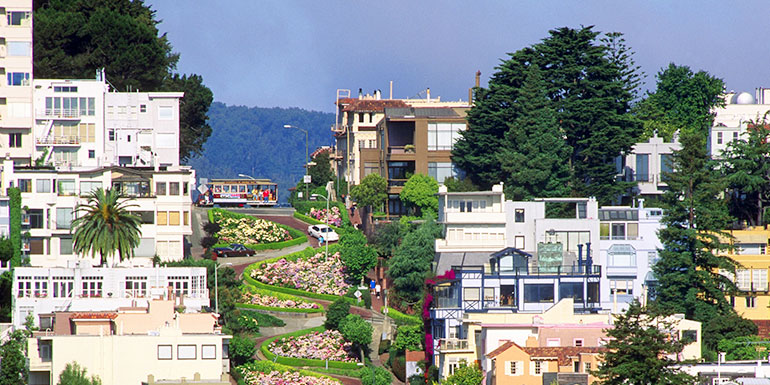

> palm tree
[71,188,141,266]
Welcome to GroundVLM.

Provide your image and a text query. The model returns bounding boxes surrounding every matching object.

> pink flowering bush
[268,330,355,362]
[251,252,350,295]
[240,291,319,309]
[240,369,340,385]
[308,207,342,227]
[214,215,292,245]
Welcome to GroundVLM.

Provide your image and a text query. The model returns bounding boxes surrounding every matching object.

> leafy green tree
[454,26,641,203]
[498,65,572,200]
[593,300,694,385]
[229,335,256,366]
[0,272,12,322]
[340,314,373,353]
[58,362,102,385]
[392,324,423,352]
[308,151,335,189]
[718,335,770,361]
[360,365,393,385]
[388,219,442,304]
[722,120,770,226]
[71,188,141,265]
[339,231,378,284]
[442,177,478,193]
[163,73,214,160]
[372,221,405,258]
[33,0,213,161]
[0,330,29,385]
[400,174,438,217]
[324,297,350,330]
[653,128,755,353]
[443,362,483,385]
[351,174,387,210]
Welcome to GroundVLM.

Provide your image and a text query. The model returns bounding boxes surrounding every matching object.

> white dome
[734,92,756,105]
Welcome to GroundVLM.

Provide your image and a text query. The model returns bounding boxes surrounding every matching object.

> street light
[284,124,309,201]
[312,193,330,256]
[215,262,233,316]
[238,173,256,180]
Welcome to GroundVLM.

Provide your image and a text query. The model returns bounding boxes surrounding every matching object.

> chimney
[389,81,393,99]
[358,88,363,100]
[426,88,430,100]
[375,89,381,100]
[475,70,481,87]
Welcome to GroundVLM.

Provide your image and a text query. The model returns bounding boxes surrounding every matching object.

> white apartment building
[2,158,194,268]
[621,133,680,196]
[711,89,770,156]
[33,74,182,169]
[12,266,209,329]
[0,1,35,165]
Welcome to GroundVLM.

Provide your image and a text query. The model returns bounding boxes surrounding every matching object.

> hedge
[235,286,324,314]
[8,187,20,267]
[292,201,351,226]
[259,326,361,369]
[235,360,341,384]
[242,245,360,307]
[207,208,308,250]
[381,307,422,326]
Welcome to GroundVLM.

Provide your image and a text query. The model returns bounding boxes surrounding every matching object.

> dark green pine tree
[453,48,537,189]
[722,119,770,227]
[536,26,642,204]
[653,129,756,355]
[498,66,572,200]
[593,300,694,385]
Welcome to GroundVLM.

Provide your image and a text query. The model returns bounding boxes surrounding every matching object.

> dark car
[212,243,256,258]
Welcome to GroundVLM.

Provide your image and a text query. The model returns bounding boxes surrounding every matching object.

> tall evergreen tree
[498,66,572,200]
[722,119,770,226]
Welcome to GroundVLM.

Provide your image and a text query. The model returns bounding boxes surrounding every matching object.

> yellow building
[487,341,604,385]
[722,226,770,330]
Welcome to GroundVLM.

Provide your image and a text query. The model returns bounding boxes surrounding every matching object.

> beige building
[488,342,604,385]
[27,300,229,385]
[1,0,35,165]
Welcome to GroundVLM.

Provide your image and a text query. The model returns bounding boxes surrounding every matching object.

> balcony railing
[493,264,602,277]
[40,108,81,119]
[436,338,471,352]
[21,214,30,226]
[738,283,770,292]
[388,146,415,155]
[36,136,80,145]
[388,179,408,187]
[600,235,640,241]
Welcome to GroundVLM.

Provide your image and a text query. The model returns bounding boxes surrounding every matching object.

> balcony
[39,108,82,119]
[436,338,472,352]
[21,241,30,252]
[738,283,770,292]
[492,264,602,277]
[388,179,407,187]
[36,136,80,146]
[21,214,30,226]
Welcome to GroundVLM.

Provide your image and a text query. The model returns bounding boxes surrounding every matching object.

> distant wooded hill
[187,102,335,202]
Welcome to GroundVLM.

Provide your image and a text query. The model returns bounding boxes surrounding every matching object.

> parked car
[212,243,257,258]
[307,224,339,242]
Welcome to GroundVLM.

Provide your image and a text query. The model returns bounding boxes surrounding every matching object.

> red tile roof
[488,341,518,358]
[337,98,408,112]
[71,312,118,320]
[488,342,606,366]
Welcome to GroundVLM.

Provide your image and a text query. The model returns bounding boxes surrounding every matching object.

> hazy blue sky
[148,1,770,113]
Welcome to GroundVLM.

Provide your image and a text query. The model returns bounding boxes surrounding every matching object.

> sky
[148,1,770,113]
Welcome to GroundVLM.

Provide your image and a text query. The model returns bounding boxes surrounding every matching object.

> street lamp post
[284,124,309,201]
[237,173,256,180]
[215,262,233,316]
[312,193,330,256]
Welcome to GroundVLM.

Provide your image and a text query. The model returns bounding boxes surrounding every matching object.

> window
[746,296,756,308]
[131,211,155,224]
[428,162,459,184]
[82,277,103,297]
[524,284,554,303]
[56,208,73,230]
[358,113,364,123]
[183,211,190,226]
[574,361,580,373]
[53,149,78,165]
[140,104,147,113]
[183,182,189,196]
[60,237,73,255]
[584,362,591,373]
[608,244,636,266]
[158,106,173,120]
[201,345,216,359]
[125,276,148,298]
[717,132,723,144]
[17,277,32,297]
[9,133,21,148]
[158,345,172,360]
[34,278,48,298]
[7,11,31,26]
[80,181,102,195]
[36,179,51,193]
[177,344,196,359]
[18,179,31,193]
[753,269,768,291]
[169,182,180,195]
[58,180,76,196]
[28,209,44,229]
[427,123,465,150]
[157,211,168,226]
[168,276,190,297]
[534,361,542,375]
[109,130,115,141]
[610,280,633,295]
[463,287,480,301]
[515,209,525,223]
[7,41,31,57]
[559,282,584,302]
[514,236,525,249]
[660,154,673,179]
[506,361,521,376]
[88,150,95,159]
[7,72,30,86]
[53,86,77,93]
[53,277,74,298]
[733,132,739,141]
[156,182,166,195]
[459,201,472,213]
[574,338,584,347]
[169,211,180,226]
[635,154,649,182]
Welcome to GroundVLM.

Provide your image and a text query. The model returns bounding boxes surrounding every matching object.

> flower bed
[208,208,307,250]
[268,329,355,362]
[307,207,342,227]
[259,327,361,369]
[236,361,340,385]
[250,251,350,296]
[240,291,319,310]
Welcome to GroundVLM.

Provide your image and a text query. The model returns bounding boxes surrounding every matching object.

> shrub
[200,236,218,249]
[339,314,373,350]
[378,339,391,355]
[339,231,377,284]
[236,360,341,385]
[393,324,423,352]
[392,354,406,382]
[358,365,393,385]
[230,335,256,366]
[345,286,371,309]
[203,221,221,236]
[325,298,350,331]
